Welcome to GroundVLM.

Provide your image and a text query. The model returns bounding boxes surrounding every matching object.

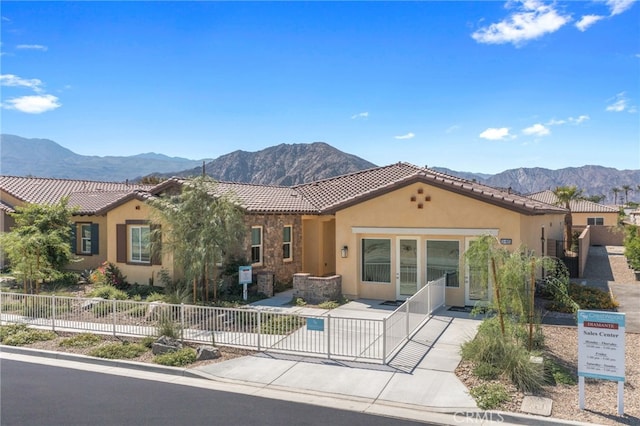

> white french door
[396,238,420,300]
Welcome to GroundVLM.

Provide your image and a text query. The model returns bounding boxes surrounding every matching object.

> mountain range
[1,134,637,203]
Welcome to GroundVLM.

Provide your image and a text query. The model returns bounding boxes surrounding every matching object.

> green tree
[621,184,632,205]
[553,185,583,252]
[584,194,605,204]
[612,187,621,205]
[148,176,246,303]
[0,198,76,293]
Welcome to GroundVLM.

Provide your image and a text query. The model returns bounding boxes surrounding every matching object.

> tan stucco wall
[107,200,171,286]
[302,215,335,277]
[572,212,618,227]
[334,182,562,305]
[519,214,565,256]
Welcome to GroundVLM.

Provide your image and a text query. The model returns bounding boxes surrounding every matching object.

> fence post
[327,313,331,360]
[112,298,117,337]
[382,316,387,364]
[180,303,185,344]
[405,300,410,337]
[52,294,56,332]
[257,310,261,351]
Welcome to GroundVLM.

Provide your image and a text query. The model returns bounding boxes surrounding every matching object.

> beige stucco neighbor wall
[245,214,303,285]
[519,214,565,256]
[107,200,171,286]
[586,225,624,246]
[578,227,591,278]
[572,211,618,228]
[334,182,564,306]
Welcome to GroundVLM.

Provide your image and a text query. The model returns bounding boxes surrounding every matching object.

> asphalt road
[0,359,432,426]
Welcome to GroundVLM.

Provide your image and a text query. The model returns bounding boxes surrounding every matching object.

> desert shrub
[260,314,305,335]
[89,342,147,359]
[546,283,618,313]
[126,304,148,318]
[59,333,102,348]
[157,312,181,339]
[0,323,28,341]
[22,300,52,318]
[88,285,128,300]
[469,383,510,410]
[141,336,156,348]
[91,262,128,290]
[127,284,156,299]
[146,292,167,303]
[544,358,577,386]
[2,328,57,346]
[153,347,196,366]
[51,271,80,287]
[473,363,500,380]
[294,297,307,306]
[461,316,545,393]
[318,300,339,310]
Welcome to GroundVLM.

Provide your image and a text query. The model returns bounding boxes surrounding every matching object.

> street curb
[1,345,602,426]
[0,345,204,380]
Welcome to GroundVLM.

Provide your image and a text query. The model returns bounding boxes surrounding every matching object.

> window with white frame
[80,224,92,254]
[361,238,391,283]
[129,225,151,263]
[283,225,292,261]
[426,240,460,287]
[251,226,263,265]
[587,217,604,226]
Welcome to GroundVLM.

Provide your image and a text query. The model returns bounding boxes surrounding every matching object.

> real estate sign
[577,310,625,414]
[239,266,252,301]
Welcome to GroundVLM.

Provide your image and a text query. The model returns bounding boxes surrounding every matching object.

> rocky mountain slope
[0,134,203,181]
[157,142,377,186]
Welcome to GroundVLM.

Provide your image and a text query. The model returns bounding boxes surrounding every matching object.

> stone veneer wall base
[293,273,342,305]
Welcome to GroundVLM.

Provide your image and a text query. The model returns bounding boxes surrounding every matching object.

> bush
[141,336,156,348]
[470,383,510,410]
[127,284,156,299]
[153,347,196,366]
[126,304,148,318]
[2,328,57,346]
[146,292,167,303]
[473,363,500,380]
[59,333,102,348]
[0,323,28,341]
[89,342,147,359]
[461,316,545,393]
[546,283,618,313]
[544,358,577,386]
[91,262,128,290]
[88,285,128,300]
[260,314,305,335]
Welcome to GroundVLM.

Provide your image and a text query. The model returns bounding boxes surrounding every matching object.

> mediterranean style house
[1,163,568,306]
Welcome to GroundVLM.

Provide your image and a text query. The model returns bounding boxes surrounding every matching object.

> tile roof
[1,164,569,217]
[0,175,153,215]
[154,178,317,213]
[295,163,567,215]
[527,190,619,213]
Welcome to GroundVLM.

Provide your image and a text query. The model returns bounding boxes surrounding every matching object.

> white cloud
[471,0,570,46]
[569,115,590,124]
[351,111,369,120]
[607,0,636,16]
[576,15,604,31]
[16,44,48,51]
[546,118,566,125]
[0,74,43,92]
[2,94,61,114]
[522,123,550,136]
[394,132,415,140]
[479,127,513,140]
[445,124,461,134]
[606,92,634,112]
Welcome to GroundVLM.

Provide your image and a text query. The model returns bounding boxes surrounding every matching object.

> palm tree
[553,186,583,252]
[612,187,621,205]
[621,184,632,205]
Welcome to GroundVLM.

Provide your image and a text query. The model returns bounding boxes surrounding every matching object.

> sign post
[577,310,625,415]
[238,266,252,301]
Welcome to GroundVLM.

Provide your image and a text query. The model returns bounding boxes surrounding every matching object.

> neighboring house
[527,190,619,231]
[1,164,568,306]
[0,176,168,285]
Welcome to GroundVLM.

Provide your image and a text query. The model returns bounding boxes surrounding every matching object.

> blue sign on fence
[307,318,324,331]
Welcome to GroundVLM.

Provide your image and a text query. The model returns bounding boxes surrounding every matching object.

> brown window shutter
[116,224,127,263]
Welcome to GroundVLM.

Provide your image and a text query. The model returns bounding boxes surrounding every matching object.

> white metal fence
[0,277,445,364]
[383,276,446,363]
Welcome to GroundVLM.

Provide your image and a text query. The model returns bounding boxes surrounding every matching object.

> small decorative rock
[81,297,103,310]
[196,345,221,361]
[520,395,553,416]
[152,336,182,355]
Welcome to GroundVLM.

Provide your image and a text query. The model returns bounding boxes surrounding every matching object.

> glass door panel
[397,239,418,299]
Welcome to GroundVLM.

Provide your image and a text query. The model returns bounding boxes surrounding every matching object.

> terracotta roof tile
[0,176,153,215]
[527,190,619,213]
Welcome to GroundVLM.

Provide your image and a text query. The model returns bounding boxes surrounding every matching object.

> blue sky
[1,1,638,174]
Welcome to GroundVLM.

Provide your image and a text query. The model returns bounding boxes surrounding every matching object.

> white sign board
[577,310,625,414]
[239,266,252,301]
